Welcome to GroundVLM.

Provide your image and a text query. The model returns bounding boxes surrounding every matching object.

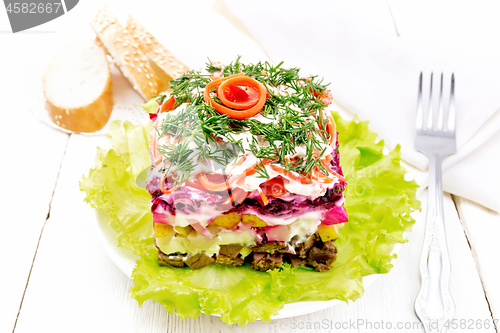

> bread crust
[45,75,113,133]
[126,16,189,89]
[90,7,161,101]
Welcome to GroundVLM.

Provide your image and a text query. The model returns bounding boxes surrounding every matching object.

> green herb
[206,59,223,73]
[153,93,167,105]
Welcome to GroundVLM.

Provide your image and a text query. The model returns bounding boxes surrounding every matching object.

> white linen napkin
[220,0,500,212]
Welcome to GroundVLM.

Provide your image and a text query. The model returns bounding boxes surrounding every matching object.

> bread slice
[90,7,161,101]
[126,16,190,89]
[43,39,113,133]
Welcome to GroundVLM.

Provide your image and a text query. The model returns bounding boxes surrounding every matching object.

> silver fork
[414,73,456,333]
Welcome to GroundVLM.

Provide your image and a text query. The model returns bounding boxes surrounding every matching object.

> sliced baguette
[126,16,190,89]
[43,39,113,133]
[90,7,160,101]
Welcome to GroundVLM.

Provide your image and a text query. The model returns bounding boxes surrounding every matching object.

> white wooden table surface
[2,1,500,332]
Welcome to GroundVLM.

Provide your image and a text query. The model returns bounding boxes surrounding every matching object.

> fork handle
[415,154,455,333]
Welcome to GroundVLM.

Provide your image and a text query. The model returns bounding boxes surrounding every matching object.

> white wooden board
[455,197,500,322]
[0,39,69,333]
[3,1,500,333]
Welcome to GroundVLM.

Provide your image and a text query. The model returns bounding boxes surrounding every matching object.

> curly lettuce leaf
[80,113,420,325]
[141,99,159,114]
[80,121,155,257]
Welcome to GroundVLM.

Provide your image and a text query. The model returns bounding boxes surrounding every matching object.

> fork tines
[416,72,456,134]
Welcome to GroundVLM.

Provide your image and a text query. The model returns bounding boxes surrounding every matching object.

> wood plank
[0,39,70,333]
[454,197,500,323]
[0,12,108,332]
[0,123,68,333]
[9,2,495,332]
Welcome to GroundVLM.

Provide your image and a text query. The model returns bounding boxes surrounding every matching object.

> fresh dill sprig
[206,58,223,73]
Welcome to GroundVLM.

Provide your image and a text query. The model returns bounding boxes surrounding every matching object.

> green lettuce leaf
[80,113,420,325]
[141,99,159,114]
[80,121,155,258]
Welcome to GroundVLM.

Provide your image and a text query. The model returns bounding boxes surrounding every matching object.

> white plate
[93,209,397,319]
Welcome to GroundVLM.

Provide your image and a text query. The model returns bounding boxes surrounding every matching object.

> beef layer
[157,234,337,272]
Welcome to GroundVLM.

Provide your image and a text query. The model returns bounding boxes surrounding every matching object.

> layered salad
[144,59,348,272]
